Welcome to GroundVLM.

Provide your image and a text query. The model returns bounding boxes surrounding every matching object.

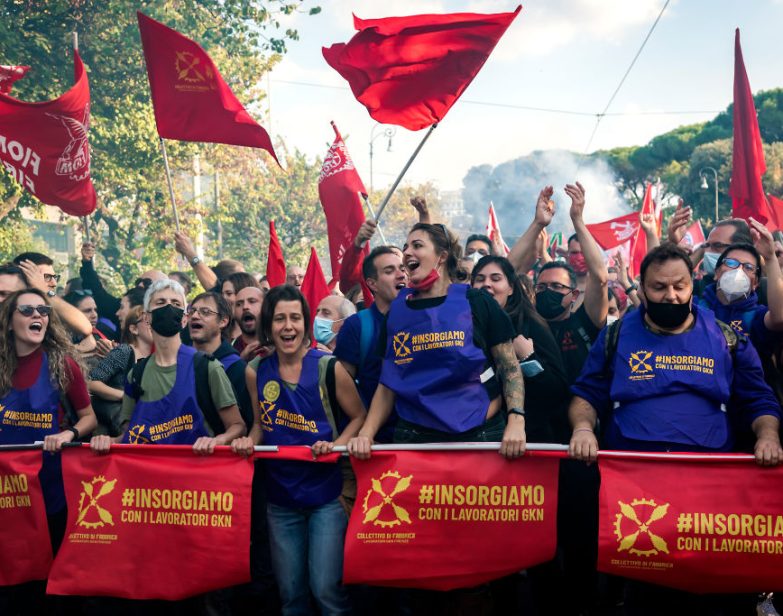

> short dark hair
[191,291,232,337]
[714,219,752,245]
[123,286,147,308]
[0,263,27,285]
[222,272,258,295]
[213,259,244,282]
[13,252,52,266]
[639,243,693,286]
[567,233,579,248]
[363,246,397,281]
[465,234,493,255]
[535,261,577,289]
[169,271,192,288]
[717,243,762,278]
[63,290,94,309]
[259,284,310,347]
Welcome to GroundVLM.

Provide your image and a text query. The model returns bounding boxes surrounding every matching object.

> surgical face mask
[718,267,751,303]
[645,298,692,329]
[702,252,720,276]
[606,315,619,326]
[150,304,184,337]
[468,251,483,264]
[313,316,340,346]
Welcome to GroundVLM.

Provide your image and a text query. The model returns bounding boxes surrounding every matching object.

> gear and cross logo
[76,476,117,529]
[629,350,653,375]
[393,332,411,359]
[128,424,150,444]
[362,470,413,528]
[614,498,670,557]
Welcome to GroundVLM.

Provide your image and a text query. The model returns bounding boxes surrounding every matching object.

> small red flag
[730,29,773,224]
[629,184,655,279]
[0,51,96,216]
[0,451,53,586]
[137,12,278,164]
[265,220,286,288]
[47,445,253,600]
[301,247,331,329]
[486,203,510,255]
[0,65,30,94]
[585,212,640,251]
[323,7,521,131]
[679,220,707,249]
[318,122,368,282]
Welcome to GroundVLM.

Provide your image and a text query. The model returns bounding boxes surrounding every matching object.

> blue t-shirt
[334,303,384,409]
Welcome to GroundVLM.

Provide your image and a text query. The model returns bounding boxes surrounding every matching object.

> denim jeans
[267,499,351,616]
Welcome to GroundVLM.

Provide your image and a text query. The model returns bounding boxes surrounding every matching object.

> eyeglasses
[721,257,757,274]
[534,282,575,294]
[43,273,61,283]
[186,306,220,318]
[17,304,52,317]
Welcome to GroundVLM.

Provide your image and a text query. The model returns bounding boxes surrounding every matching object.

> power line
[269,76,719,118]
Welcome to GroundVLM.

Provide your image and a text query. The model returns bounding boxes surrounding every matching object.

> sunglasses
[17,304,52,317]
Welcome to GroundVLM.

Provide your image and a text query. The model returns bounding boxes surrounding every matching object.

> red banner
[0,450,52,586]
[599,454,783,593]
[47,445,253,600]
[344,451,559,590]
[0,51,96,216]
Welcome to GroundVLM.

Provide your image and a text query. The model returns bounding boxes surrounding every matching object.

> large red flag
[629,184,655,279]
[0,65,30,94]
[323,7,521,131]
[137,12,278,164]
[344,450,559,590]
[266,220,286,287]
[585,212,640,251]
[0,450,53,586]
[730,28,773,224]
[599,453,783,593]
[301,247,330,327]
[768,194,783,231]
[47,445,253,600]
[0,51,96,216]
[319,122,368,282]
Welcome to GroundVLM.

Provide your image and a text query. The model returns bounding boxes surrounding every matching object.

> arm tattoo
[491,341,525,410]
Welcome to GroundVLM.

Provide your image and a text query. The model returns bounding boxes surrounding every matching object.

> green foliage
[0,0,319,291]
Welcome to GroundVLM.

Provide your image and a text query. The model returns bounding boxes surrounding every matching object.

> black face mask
[150,304,184,337]
[644,298,692,329]
[535,289,569,320]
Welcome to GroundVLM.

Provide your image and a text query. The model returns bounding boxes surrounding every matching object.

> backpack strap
[125,356,151,401]
[358,308,376,368]
[324,357,345,438]
[603,317,623,367]
[193,352,221,435]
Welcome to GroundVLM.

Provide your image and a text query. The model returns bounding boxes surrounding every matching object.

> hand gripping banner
[599,454,783,593]
[47,445,253,600]
[0,450,52,586]
[344,450,559,590]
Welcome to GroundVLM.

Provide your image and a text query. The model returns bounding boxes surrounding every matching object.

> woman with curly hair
[0,288,97,550]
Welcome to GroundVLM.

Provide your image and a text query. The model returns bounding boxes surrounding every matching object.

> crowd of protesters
[1,185,783,616]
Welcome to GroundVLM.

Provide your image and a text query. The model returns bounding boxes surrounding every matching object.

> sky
[263,0,783,199]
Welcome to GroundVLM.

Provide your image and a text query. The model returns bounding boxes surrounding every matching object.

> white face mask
[468,251,483,264]
[717,267,751,303]
[606,315,619,326]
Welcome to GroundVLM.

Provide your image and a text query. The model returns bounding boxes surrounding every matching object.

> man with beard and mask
[233,286,265,361]
[570,242,782,613]
[91,279,246,451]
[314,295,356,352]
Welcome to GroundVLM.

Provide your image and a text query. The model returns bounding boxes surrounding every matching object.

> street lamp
[369,123,396,193]
[699,167,719,223]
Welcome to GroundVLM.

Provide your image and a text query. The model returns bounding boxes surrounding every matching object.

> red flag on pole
[730,28,773,224]
[0,450,53,586]
[300,247,330,327]
[136,12,278,164]
[0,65,30,93]
[265,220,286,288]
[318,122,368,282]
[486,203,510,255]
[47,445,253,600]
[585,212,640,251]
[629,184,655,279]
[323,7,521,131]
[679,221,707,249]
[0,51,96,216]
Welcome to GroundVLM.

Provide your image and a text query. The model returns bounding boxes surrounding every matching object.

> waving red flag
[301,247,330,328]
[319,122,368,284]
[585,212,640,251]
[137,12,278,164]
[486,203,510,255]
[0,51,96,216]
[265,220,286,288]
[730,29,773,224]
[629,184,655,279]
[323,7,521,131]
[0,65,30,93]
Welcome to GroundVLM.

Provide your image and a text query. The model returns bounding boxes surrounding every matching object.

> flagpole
[159,137,181,231]
[374,123,437,223]
[71,31,91,244]
[360,194,387,245]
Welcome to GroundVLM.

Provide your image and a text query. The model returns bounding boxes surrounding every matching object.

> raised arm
[174,231,218,291]
[507,186,555,273]
[751,218,783,331]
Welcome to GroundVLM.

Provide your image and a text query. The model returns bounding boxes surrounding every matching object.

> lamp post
[699,166,719,223]
[369,124,396,194]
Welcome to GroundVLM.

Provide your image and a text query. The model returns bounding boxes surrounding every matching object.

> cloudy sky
[265,0,783,196]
